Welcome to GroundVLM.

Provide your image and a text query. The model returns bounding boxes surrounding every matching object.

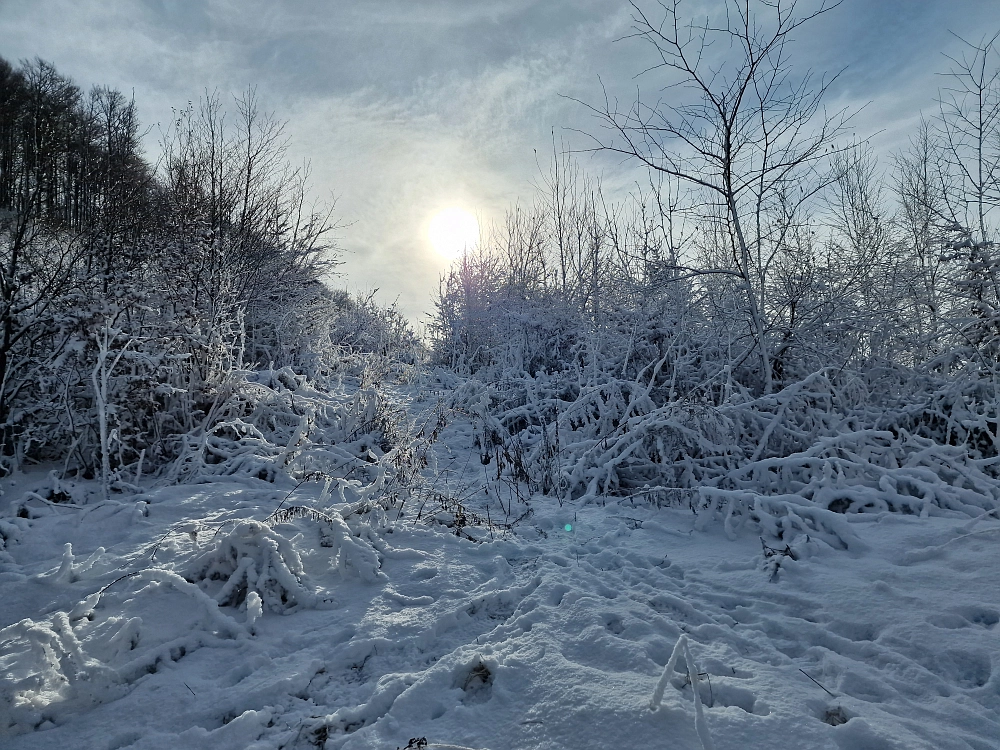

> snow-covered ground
[1,386,998,750]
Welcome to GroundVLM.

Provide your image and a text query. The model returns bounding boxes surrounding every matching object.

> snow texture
[0,376,998,750]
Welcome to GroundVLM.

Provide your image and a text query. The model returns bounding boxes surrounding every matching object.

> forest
[0,56,416,486]
[1,2,999,748]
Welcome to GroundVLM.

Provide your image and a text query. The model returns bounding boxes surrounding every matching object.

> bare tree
[159,90,339,378]
[582,0,851,392]
[936,32,1000,246]
[932,33,1000,365]
[894,118,951,361]
[0,60,93,457]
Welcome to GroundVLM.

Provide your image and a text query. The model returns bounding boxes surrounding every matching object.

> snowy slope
[1,389,998,750]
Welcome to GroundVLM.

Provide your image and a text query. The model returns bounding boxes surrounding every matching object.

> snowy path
[1,403,999,750]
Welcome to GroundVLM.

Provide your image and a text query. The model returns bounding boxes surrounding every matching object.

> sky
[3,0,1000,322]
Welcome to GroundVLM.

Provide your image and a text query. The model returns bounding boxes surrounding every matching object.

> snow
[1,383,999,750]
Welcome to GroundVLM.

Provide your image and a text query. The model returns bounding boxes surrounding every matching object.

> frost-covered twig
[649,635,715,750]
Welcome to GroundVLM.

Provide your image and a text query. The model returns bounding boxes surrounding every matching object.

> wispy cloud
[4,0,1000,317]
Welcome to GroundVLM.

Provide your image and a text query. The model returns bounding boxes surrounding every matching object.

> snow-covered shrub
[186,520,317,612]
[887,369,1000,464]
[327,290,425,374]
[453,358,1000,551]
[0,519,21,566]
[0,613,121,736]
[266,506,384,583]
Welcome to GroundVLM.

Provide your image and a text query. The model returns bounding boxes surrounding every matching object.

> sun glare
[428,207,479,259]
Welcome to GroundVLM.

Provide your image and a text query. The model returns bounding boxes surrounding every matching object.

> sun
[428,207,479,259]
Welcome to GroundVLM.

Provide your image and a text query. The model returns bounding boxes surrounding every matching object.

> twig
[264,478,310,523]
[91,571,144,608]
[799,668,836,698]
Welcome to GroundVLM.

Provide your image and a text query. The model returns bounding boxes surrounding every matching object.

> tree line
[431,1,1000,403]
[429,1,1000,498]
[0,56,414,485]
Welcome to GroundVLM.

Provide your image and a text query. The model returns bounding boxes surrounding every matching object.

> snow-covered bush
[452,357,1000,550]
[186,520,317,612]
[0,613,121,735]
[423,133,1000,549]
[0,519,21,566]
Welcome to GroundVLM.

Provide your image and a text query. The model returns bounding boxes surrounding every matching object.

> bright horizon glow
[428,207,479,259]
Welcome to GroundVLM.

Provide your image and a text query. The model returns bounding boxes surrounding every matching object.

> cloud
[4,0,1000,318]
[282,44,613,319]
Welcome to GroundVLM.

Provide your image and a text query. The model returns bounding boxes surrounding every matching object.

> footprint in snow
[826,619,881,642]
[603,615,625,635]
[927,606,999,630]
